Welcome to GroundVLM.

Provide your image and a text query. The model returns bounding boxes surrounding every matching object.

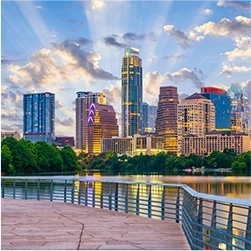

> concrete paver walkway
[1,198,190,250]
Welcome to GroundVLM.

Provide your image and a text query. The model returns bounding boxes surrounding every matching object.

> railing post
[78,181,82,205]
[125,184,128,213]
[109,184,112,210]
[209,201,217,249]
[115,183,118,211]
[1,179,5,198]
[136,184,140,216]
[161,186,165,220]
[64,180,67,203]
[147,185,152,218]
[71,181,74,204]
[92,182,95,207]
[85,182,88,206]
[195,198,203,249]
[226,204,233,250]
[13,179,16,199]
[245,207,251,250]
[100,183,104,209]
[24,179,28,200]
[176,187,180,223]
[37,179,40,201]
[50,179,53,201]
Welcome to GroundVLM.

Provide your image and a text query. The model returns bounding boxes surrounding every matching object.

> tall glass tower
[23,92,55,144]
[121,47,142,138]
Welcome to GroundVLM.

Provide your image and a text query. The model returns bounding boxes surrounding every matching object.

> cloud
[192,16,251,38]
[163,25,191,48]
[122,32,146,41]
[224,36,251,61]
[144,71,165,103]
[165,68,205,89]
[221,64,251,76]
[102,83,121,107]
[1,113,22,121]
[55,100,63,109]
[5,38,119,88]
[217,0,250,11]
[202,8,213,15]
[104,35,127,48]
[91,0,105,10]
[1,58,20,65]
[164,54,185,60]
[55,117,74,127]
[242,80,251,104]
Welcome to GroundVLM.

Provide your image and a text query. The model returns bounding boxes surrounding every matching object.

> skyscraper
[121,47,143,138]
[227,83,246,133]
[75,91,106,150]
[155,86,179,154]
[177,93,215,155]
[23,92,55,144]
[142,102,157,134]
[201,87,231,130]
[86,103,119,155]
[178,93,215,137]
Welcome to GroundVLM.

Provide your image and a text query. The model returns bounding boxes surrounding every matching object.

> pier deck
[1,198,190,250]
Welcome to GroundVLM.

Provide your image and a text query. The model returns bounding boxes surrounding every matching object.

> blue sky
[1,0,251,137]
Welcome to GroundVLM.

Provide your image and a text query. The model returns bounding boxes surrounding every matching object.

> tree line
[1,137,81,175]
[1,137,250,176]
[80,149,251,176]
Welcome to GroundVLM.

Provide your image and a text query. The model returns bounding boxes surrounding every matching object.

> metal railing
[1,176,250,250]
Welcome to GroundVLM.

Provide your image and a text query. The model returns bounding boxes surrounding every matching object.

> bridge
[1,176,251,250]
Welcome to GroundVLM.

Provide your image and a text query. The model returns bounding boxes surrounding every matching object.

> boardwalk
[1,198,190,250]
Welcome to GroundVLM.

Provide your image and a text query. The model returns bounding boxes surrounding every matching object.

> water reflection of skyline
[83,174,251,200]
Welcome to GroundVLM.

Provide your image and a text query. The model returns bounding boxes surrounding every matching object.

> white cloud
[91,0,105,10]
[192,16,251,38]
[202,8,213,15]
[221,64,251,76]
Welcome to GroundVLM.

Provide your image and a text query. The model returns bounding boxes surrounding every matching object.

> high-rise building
[75,91,106,150]
[177,93,215,154]
[23,92,55,144]
[178,93,215,137]
[155,86,179,154]
[227,83,246,133]
[142,102,157,134]
[201,87,231,130]
[86,103,119,155]
[121,47,143,137]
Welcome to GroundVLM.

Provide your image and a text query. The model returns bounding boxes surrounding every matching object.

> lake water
[77,173,251,200]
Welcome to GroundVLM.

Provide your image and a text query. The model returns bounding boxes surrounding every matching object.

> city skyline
[2,0,251,137]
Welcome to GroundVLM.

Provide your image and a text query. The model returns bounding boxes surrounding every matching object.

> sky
[1,0,251,137]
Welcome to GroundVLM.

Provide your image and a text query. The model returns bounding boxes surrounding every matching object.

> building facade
[182,132,250,156]
[75,91,106,149]
[102,134,165,156]
[155,86,179,154]
[201,87,231,130]
[23,92,55,144]
[55,137,75,147]
[227,83,247,133]
[86,103,119,155]
[142,102,157,134]
[177,93,215,155]
[1,131,21,140]
[121,47,143,137]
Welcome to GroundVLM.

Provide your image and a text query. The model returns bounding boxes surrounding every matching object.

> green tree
[1,137,18,150]
[11,139,38,175]
[1,145,12,175]
[61,146,81,172]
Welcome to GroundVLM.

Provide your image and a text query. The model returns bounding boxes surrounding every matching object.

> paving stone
[1,198,190,250]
